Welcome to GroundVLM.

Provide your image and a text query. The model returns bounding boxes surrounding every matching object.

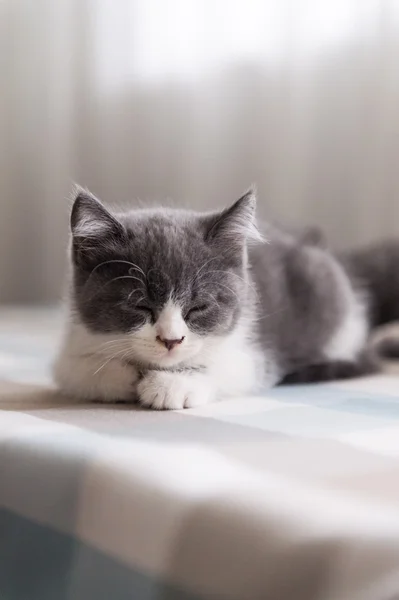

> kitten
[53,187,394,408]
[54,188,267,409]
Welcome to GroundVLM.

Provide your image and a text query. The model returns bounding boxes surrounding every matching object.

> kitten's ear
[70,187,125,267]
[204,189,263,250]
[71,187,123,238]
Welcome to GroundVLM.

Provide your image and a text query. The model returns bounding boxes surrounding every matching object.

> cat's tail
[339,240,399,328]
[369,322,399,361]
[280,326,399,386]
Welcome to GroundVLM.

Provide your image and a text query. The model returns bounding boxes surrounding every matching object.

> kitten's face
[70,189,259,367]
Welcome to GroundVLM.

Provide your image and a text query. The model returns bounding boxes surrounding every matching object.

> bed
[1,307,399,600]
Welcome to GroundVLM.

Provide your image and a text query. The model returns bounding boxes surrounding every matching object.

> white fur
[136,317,273,410]
[128,300,203,368]
[137,370,215,410]
[156,300,187,341]
[53,322,140,402]
[73,217,112,238]
[54,351,139,402]
[53,305,275,409]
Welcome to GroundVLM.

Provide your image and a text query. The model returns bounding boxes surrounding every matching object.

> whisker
[94,345,133,361]
[89,275,145,300]
[96,342,133,354]
[93,346,134,375]
[86,260,146,283]
[130,336,157,343]
[202,291,219,307]
[118,348,135,364]
[212,281,241,302]
[97,338,129,348]
[194,256,220,281]
[198,269,257,294]
[126,263,146,279]
[253,307,287,322]
[127,291,146,303]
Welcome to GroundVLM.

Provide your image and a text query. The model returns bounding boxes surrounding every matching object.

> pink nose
[156,336,185,351]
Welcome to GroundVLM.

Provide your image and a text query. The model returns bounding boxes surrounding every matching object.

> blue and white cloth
[1,308,399,600]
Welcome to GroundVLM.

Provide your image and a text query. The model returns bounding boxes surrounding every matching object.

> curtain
[2,0,399,302]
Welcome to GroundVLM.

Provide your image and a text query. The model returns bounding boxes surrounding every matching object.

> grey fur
[69,188,397,385]
[71,189,256,339]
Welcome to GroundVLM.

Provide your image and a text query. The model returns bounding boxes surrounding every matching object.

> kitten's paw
[137,371,215,410]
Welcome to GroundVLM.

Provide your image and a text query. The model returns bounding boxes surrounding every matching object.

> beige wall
[1,0,399,302]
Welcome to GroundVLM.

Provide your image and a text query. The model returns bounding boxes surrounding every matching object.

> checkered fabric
[1,308,399,600]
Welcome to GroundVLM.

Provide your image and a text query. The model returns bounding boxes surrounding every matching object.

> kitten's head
[70,187,261,367]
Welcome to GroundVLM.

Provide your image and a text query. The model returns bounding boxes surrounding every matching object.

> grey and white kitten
[53,187,397,408]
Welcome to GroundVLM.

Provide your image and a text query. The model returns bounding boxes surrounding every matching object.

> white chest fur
[53,314,276,403]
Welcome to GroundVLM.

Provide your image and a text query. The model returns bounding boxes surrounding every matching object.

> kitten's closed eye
[185,305,209,320]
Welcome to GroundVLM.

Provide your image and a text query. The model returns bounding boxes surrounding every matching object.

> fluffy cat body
[54,189,390,409]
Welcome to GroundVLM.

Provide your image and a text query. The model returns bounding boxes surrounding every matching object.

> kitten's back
[340,240,399,327]
[250,226,368,375]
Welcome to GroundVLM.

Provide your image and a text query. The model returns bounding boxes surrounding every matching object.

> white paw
[137,371,215,410]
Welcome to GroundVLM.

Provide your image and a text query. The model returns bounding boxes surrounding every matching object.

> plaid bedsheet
[1,307,399,600]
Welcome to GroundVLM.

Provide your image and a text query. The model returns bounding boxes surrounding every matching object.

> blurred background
[1,0,399,303]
